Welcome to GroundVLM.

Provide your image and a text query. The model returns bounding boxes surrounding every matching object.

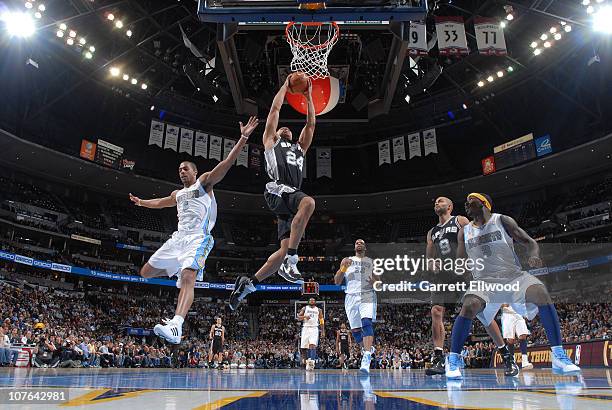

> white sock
[522,354,529,363]
[172,315,184,326]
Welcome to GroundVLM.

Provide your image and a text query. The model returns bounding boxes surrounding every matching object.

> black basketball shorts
[264,190,308,241]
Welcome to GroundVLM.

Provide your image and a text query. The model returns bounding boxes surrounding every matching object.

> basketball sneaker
[305,358,315,371]
[445,352,463,379]
[153,318,182,344]
[228,276,256,311]
[522,361,534,370]
[551,347,581,374]
[426,352,445,376]
[501,349,519,377]
[278,254,304,284]
[359,350,372,374]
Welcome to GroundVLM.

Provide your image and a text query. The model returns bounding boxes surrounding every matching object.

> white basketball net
[286,22,339,79]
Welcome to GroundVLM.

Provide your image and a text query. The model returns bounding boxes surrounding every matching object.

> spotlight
[534,48,542,55]
[550,27,557,33]
[150,105,155,111]
[500,21,507,28]
[131,78,137,85]
[107,13,115,21]
[564,25,572,32]
[477,81,485,87]
[540,34,548,40]
[530,41,538,48]
[404,94,410,103]
[141,83,148,90]
[497,71,504,77]
[507,66,514,72]
[84,51,93,59]
[506,13,514,21]
[586,5,594,14]
[66,38,74,45]
[554,33,562,40]
[544,41,551,48]
[69,30,76,38]
[38,4,46,12]
[126,29,132,37]
[593,6,612,34]
[56,30,64,37]
[462,103,468,109]
[115,20,123,29]
[122,74,129,81]
[25,2,33,9]
[110,67,120,76]
[213,95,219,102]
[487,75,494,82]
[89,45,95,52]
[79,37,86,45]
[2,12,36,38]
[59,23,67,30]
[34,12,42,19]
[582,0,590,4]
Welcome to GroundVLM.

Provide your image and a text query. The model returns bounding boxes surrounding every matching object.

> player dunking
[336,323,352,369]
[425,197,513,376]
[445,193,581,378]
[334,239,377,374]
[229,77,316,310]
[208,317,225,367]
[297,297,324,370]
[501,304,534,369]
[130,117,259,344]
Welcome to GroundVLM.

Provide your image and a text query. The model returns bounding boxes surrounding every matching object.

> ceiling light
[141,83,148,90]
[500,21,507,28]
[543,41,551,48]
[506,13,514,21]
[3,12,35,38]
[110,67,120,76]
[38,4,46,12]
[89,45,95,52]
[586,5,594,14]
[84,51,93,59]
[497,71,504,77]
[79,37,86,45]
[530,41,538,48]
[115,20,123,29]
[477,81,484,87]
[534,48,542,55]
[25,2,33,9]
[34,12,42,19]
[549,27,557,33]
[507,66,514,72]
[554,33,562,40]
[131,78,137,85]
[107,13,115,21]
[126,29,132,37]
[122,74,129,81]
[66,38,74,45]
[59,23,67,30]
[150,105,155,111]
[487,75,494,82]
[404,94,410,103]
[540,34,548,40]
[564,25,572,32]
[593,6,612,34]
[56,30,64,37]
[69,30,76,38]
[582,0,590,5]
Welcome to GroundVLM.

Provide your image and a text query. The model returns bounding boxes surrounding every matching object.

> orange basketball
[287,72,309,94]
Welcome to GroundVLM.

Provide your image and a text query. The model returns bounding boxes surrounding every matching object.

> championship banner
[423,128,438,156]
[316,147,332,178]
[378,140,391,165]
[435,16,469,56]
[223,138,236,162]
[249,146,261,170]
[393,137,406,162]
[79,139,96,161]
[179,128,194,155]
[164,125,179,151]
[209,135,222,160]
[149,120,164,147]
[408,22,428,56]
[237,143,249,167]
[482,155,496,175]
[474,17,507,56]
[194,132,208,158]
[408,132,422,159]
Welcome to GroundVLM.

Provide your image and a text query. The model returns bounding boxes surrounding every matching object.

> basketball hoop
[286,21,339,79]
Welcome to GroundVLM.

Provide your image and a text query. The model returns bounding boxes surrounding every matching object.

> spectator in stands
[32,335,59,368]
[0,327,10,366]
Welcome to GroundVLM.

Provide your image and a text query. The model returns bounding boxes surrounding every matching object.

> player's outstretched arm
[500,215,542,267]
[263,79,289,149]
[334,258,351,285]
[199,116,259,189]
[298,79,315,152]
[129,191,177,209]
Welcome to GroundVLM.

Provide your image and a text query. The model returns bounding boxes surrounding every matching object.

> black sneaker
[426,354,445,376]
[502,350,520,377]
[228,276,255,311]
[278,254,304,284]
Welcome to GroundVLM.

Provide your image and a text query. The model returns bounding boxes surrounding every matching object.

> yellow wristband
[340,266,347,273]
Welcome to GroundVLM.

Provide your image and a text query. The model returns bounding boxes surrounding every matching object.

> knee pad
[351,329,363,344]
[361,318,374,337]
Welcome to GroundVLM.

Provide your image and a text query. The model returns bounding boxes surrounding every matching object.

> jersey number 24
[286,151,304,171]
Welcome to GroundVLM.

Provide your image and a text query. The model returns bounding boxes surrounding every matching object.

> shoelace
[555,352,574,366]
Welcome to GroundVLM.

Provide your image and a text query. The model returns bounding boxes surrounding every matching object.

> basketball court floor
[0,368,609,409]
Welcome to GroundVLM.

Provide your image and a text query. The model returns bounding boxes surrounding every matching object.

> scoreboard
[493,133,536,171]
[94,139,124,169]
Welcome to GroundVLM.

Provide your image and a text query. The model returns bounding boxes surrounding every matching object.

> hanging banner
[250,146,261,170]
[423,128,438,156]
[149,120,164,147]
[237,144,249,167]
[474,17,507,56]
[393,137,406,162]
[164,125,179,151]
[209,135,222,160]
[408,132,422,159]
[482,156,496,175]
[316,148,332,178]
[378,141,391,165]
[435,16,469,56]
[179,128,194,155]
[79,139,97,161]
[408,22,428,56]
[223,139,236,162]
[194,132,208,158]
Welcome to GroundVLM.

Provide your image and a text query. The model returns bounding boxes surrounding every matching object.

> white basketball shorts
[301,326,319,349]
[148,231,214,281]
[344,291,377,330]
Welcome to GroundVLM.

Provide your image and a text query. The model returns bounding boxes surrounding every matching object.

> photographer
[32,335,59,368]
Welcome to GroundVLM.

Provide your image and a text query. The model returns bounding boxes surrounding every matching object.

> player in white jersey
[501,304,534,369]
[334,239,377,374]
[297,297,324,370]
[445,193,580,378]
[129,116,259,344]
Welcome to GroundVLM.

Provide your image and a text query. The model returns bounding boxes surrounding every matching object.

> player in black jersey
[229,77,316,310]
[425,197,511,375]
[208,317,225,368]
[336,323,352,369]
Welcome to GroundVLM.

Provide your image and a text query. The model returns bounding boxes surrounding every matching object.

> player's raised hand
[129,193,141,206]
[240,116,260,139]
[340,258,352,270]
[303,77,313,100]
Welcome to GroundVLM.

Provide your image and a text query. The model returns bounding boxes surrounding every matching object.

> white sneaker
[359,351,372,373]
[154,318,182,344]
[522,361,534,369]
[445,353,463,379]
[551,348,581,374]
[278,254,304,284]
[305,358,315,371]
